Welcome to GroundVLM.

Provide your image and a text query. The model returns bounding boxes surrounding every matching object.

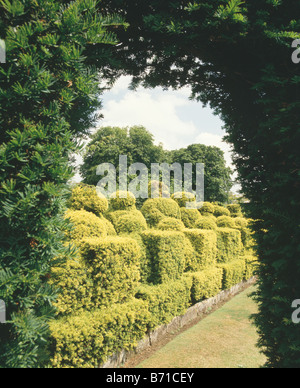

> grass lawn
[137,285,266,369]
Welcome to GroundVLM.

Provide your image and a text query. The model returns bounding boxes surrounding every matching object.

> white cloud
[100,87,197,150]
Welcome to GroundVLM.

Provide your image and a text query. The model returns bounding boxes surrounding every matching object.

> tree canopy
[168,144,232,203]
[0,0,299,368]
[80,126,232,203]
[80,126,165,186]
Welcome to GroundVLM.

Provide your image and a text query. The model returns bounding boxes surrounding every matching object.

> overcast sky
[73,75,240,193]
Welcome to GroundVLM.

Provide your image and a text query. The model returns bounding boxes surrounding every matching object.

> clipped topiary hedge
[68,183,108,216]
[213,205,231,218]
[244,255,258,280]
[109,190,136,211]
[141,198,181,227]
[183,237,198,273]
[171,191,196,208]
[219,258,246,290]
[113,210,147,234]
[80,237,141,307]
[180,207,202,229]
[141,230,186,284]
[195,216,218,231]
[217,228,242,263]
[227,204,243,218]
[216,216,236,229]
[234,217,254,250]
[50,257,93,316]
[50,298,150,368]
[135,276,193,329]
[184,229,217,270]
[185,267,223,304]
[199,202,215,216]
[65,209,108,241]
[101,217,117,236]
[157,217,185,231]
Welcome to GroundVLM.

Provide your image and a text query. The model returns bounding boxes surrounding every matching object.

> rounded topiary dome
[214,205,231,218]
[200,202,215,216]
[195,217,217,231]
[68,183,108,216]
[109,190,136,211]
[216,215,236,229]
[157,217,185,231]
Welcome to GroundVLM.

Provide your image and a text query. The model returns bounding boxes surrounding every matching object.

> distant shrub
[234,217,248,229]
[141,198,181,227]
[157,217,185,231]
[184,229,217,270]
[199,202,215,216]
[217,216,236,229]
[65,210,107,241]
[195,217,218,231]
[234,217,254,250]
[136,277,192,329]
[50,298,150,368]
[214,205,231,218]
[180,207,202,229]
[68,183,108,216]
[109,190,136,211]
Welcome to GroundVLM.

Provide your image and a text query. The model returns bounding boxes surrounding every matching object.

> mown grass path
[137,286,266,368]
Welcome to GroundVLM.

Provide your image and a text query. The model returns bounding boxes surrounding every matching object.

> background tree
[80,126,232,204]
[167,144,232,203]
[100,0,300,367]
[80,126,165,186]
[0,0,126,368]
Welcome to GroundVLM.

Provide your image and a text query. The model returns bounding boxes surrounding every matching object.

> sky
[73,75,240,193]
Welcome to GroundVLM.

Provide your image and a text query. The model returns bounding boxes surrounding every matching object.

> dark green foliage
[168,144,232,203]
[0,0,126,368]
[80,126,166,186]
